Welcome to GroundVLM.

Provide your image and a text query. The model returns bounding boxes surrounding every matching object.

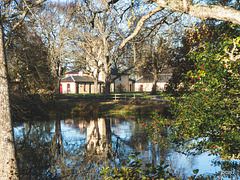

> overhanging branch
[119,6,163,49]
[119,0,240,49]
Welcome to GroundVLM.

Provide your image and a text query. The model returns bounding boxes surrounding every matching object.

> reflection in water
[86,118,112,157]
[14,117,240,179]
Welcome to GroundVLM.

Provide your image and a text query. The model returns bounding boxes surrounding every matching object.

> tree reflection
[86,118,112,159]
[15,121,55,179]
[14,117,149,179]
[14,117,240,179]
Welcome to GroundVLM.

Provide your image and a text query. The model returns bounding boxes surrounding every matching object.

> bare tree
[119,0,240,48]
[35,2,77,93]
[72,9,113,93]
[0,0,46,179]
[68,0,240,50]
[72,1,131,95]
[137,36,172,94]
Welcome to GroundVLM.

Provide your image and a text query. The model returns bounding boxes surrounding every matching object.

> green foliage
[138,113,172,149]
[100,152,213,180]
[141,22,240,160]
[6,22,54,95]
[100,152,174,180]
[168,24,240,159]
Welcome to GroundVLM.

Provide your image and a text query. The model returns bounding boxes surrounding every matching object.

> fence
[106,94,168,101]
[56,93,169,102]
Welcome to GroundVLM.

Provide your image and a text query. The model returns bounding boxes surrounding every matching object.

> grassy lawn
[52,93,170,118]
[98,100,169,117]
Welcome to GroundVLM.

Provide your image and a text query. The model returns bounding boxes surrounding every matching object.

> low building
[135,69,172,92]
[60,69,104,94]
[110,72,131,92]
[60,69,134,94]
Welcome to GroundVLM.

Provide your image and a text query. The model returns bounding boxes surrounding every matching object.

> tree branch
[156,0,240,25]
[119,6,163,49]
[111,65,134,82]
[119,0,240,49]
[224,39,240,62]
[3,0,47,47]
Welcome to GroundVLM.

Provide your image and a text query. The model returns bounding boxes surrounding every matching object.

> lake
[13,117,240,179]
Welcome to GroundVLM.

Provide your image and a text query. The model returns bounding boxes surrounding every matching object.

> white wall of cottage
[61,82,76,94]
[135,82,167,92]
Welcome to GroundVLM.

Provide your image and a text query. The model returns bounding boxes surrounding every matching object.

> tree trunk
[54,76,61,94]
[47,55,61,94]
[104,81,111,98]
[0,20,19,180]
[151,73,158,95]
[94,73,99,94]
[94,79,98,94]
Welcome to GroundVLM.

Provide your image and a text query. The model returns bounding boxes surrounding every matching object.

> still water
[13,117,239,179]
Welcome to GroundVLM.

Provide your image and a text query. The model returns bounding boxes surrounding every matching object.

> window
[67,84,70,93]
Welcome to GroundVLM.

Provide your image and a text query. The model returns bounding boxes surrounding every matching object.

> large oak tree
[72,0,134,95]
[0,0,46,179]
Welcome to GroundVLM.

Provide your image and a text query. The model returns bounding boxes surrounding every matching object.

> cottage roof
[61,75,104,83]
[61,76,75,82]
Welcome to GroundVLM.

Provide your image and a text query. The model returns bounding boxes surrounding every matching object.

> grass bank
[98,99,169,116]
[51,95,169,118]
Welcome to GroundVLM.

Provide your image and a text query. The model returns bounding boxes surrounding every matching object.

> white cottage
[135,69,172,92]
[60,69,134,94]
[60,69,104,94]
